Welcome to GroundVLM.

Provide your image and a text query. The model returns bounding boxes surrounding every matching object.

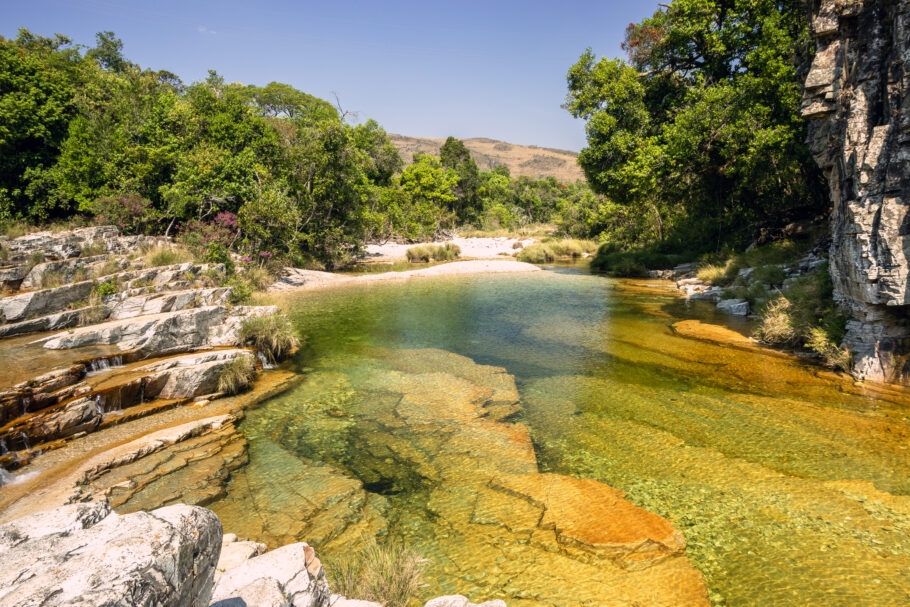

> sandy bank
[363,237,534,261]
[271,259,542,292]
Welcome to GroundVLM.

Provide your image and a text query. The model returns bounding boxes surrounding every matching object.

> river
[205,265,910,606]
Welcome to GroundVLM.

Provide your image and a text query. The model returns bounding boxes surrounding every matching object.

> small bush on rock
[217,356,257,395]
[240,314,300,363]
[328,541,427,607]
[93,280,118,299]
[753,264,787,286]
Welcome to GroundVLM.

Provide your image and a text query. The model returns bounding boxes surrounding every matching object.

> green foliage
[93,280,117,298]
[754,267,849,370]
[516,239,595,264]
[239,313,300,363]
[226,276,254,305]
[89,194,155,234]
[405,243,461,263]
[326,541,427,607]
[201,242,235,274]
[565,0,826,253]
[590,244,681,276]
[516,243,555,264]
[217,356,257,395]
[696,260,741,286]
[752,264,787,286]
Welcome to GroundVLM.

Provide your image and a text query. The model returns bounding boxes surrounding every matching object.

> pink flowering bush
[90,194,155,234]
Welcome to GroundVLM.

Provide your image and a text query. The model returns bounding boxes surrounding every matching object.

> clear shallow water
[208,267,910,606]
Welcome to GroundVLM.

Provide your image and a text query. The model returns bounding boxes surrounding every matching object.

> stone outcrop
[38,305,277,356]
[802,0,910,384]
[210,542,330,607]
[0,502,222,607]
[0,501,507,607]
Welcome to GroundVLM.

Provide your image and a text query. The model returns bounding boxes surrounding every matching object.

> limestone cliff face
[802,0,910,384]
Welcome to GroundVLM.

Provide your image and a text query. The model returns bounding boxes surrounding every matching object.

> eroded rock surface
[802,0,910,383]
[0,502,222,607]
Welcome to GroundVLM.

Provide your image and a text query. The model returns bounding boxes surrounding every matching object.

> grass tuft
[143,245,195,268]
[327,541,427,607]
[239,313,300,363]
[40,270,67,289]
[217,356,257,395]
[80,242,107,257]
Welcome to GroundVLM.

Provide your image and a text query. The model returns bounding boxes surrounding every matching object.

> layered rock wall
[802,0,910,383]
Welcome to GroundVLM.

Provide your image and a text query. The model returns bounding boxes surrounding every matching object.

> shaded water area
[207,267,910,606]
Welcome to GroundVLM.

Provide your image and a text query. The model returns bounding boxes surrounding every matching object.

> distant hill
[388,134,586,182]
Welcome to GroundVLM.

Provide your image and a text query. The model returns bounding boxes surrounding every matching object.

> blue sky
[1,0,658,151]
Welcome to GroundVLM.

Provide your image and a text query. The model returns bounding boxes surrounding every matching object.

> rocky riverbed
[0,226,711,606]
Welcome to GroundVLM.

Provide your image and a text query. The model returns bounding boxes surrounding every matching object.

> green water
[209,267,910,606]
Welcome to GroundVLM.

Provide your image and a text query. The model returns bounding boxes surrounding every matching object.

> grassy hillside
[389,134,585,182]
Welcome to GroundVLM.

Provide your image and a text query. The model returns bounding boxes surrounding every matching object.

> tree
[398,153,458,237]
[565,0,825,251]
[439,136,481,223]
[0,29,83,219]
[86,31,129,74]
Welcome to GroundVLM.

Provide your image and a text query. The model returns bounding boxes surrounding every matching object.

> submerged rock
[0,502,222,607]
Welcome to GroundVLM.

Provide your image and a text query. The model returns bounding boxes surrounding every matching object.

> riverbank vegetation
[0,28,599,270]
[327,541,427,607]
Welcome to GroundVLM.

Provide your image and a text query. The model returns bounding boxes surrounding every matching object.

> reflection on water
[208,267,910,606]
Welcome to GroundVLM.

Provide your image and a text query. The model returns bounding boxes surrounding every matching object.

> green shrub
[406,244,461,263]
[217,356,257,395]
[93,280,118,299]
[201,242,235,274]
[752,264,787,285]
[548,239,596,258]
[440,242,461,260]
[0,245,9,263]
[327,541,427,607]
[406,245,431,263]
[753,266,849,370]
[239,313,300,363]
[227,277,254,305]
[144,245,195,268]
[516,243,555,264]
[590,246,673,275]
[739,238,812,268]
